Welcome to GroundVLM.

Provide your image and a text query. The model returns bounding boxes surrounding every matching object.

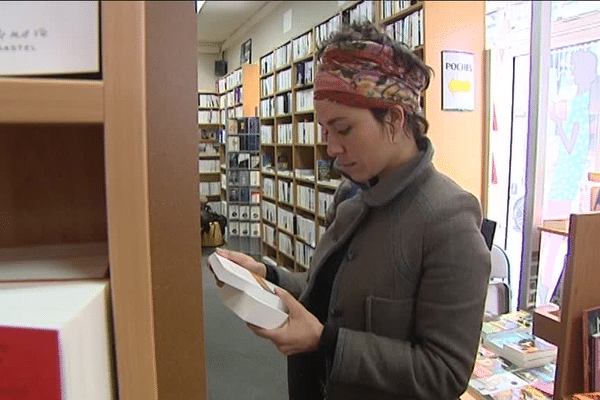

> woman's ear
[387,105,408,142]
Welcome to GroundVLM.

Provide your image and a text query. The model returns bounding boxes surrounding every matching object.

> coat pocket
[365,296,414,340]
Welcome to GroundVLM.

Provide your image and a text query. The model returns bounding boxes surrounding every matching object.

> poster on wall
[240,39,252,65]
[441,51,475,111]
[0,1,100,76]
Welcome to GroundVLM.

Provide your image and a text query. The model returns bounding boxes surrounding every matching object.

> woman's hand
[247,288,324,356]
[215,248,267,277]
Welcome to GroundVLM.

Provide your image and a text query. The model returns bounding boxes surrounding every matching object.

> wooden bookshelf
[533,212,600,398]
[0,2,207,399]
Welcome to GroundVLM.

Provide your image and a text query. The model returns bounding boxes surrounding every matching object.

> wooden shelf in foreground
[0,78,104,124]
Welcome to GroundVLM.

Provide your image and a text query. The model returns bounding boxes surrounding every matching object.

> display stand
[533,212,600,398]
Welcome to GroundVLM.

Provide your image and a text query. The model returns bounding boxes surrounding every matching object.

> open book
[208,252,288,329]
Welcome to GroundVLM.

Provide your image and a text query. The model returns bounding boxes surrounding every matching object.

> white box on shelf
[208,253,288,329]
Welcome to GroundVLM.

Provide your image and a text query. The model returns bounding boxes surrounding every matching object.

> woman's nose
[326,133,343,157]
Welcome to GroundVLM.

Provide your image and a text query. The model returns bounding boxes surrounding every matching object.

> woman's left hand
[247,288,324,356]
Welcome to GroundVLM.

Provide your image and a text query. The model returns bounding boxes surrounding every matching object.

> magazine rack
[533,212,600,399]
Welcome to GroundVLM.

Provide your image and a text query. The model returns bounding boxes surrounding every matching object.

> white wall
[196,0,354,82]
[197,53,221,91]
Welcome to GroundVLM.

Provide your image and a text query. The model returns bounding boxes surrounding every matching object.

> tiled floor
[201,246,288,400]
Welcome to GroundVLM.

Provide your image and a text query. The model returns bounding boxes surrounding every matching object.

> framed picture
[441,50,475,111]
[240,38,252,65]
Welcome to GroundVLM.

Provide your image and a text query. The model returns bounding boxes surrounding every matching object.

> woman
[212,22,491,400]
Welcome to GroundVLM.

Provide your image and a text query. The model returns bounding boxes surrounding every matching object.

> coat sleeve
[328,191,491,399]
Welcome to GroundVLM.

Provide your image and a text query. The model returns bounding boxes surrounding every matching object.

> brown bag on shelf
[202,221,224,247]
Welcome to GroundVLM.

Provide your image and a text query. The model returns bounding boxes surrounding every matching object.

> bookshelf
[532,212,600,399]
[225,117,262,257]
[198,91,224,203]
[0,2,207,399]
[217,64,260,245]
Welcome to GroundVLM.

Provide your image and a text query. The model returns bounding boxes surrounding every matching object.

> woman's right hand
[215,248,267,278]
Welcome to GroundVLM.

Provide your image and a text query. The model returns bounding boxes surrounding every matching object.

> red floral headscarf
[314,40,427,112]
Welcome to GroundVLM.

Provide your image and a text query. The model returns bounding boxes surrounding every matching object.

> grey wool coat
[273,138,491,400]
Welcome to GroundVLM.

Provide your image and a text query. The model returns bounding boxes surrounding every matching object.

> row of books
[295,240,315,269]
[277,123,293,144]
[227,153,261,170]
[261,97,275,118]
[227,205,260,221]
[263,224,276,247]
[277,206,294,233]
[384,9,423,49]
[296,88,314,112]
[278,179,293,204]
[198,93,219,108]
[277,68,293,92]
[260,124,274,143]
[199,159,220,173]
[260,52,275,75]
[199,142,219,154]
[278,231,294,259]
[227,221,260,238]
[227,170,260,187]
[227,117,260,134]
[227,188,261,203]
[227,134,260,152]
[261,74,274,97]
[262,200,277,224]
[217,68,243,92]
[342,0,375,25]
[262,177,276,198]
[274,42,292,70]
[296,60,314,86]
[292,30,312,61]
[315,14,342,48]
[199,181,220,196]
[380,0,419,20]
[297,184,316,212]
[198,109,220,124]
[295,213,316,247]
[276,92,292,115]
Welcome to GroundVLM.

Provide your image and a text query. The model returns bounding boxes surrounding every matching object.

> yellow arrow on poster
[449,78,471,93]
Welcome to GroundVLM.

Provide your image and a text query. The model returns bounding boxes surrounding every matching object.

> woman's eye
[337,126,351,135]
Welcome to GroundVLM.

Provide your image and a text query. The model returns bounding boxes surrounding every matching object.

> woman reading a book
[212,21,491,400]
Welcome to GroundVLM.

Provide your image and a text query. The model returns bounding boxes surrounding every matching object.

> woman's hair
[316,21,433,150]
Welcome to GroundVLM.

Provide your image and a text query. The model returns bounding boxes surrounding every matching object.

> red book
[0,326,61,399]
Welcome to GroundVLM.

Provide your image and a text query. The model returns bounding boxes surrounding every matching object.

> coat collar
[334,137,435,207]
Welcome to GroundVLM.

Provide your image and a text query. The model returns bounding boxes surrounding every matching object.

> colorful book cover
[469,371,529,398]
[483,330,532,356]
[503,336,557,367]
[0,326,61,399]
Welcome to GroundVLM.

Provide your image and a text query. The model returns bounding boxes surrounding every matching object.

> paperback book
[208,252,288,329]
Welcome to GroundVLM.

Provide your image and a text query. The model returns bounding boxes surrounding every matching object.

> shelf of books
[225,117,262,257]
[216,64,260,228]
[198,91,225,206]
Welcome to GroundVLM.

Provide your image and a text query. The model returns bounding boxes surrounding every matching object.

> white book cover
[208,253,288,329]
[0,1,100,76]
[0,280,114,399]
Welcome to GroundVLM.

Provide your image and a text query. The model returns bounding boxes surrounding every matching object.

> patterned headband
[314,40,427,112]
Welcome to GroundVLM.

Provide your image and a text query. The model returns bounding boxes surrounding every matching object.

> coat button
[330,308,343,318]
[347,248,355,260]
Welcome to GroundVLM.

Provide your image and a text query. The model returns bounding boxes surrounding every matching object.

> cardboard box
[208,253,288,329]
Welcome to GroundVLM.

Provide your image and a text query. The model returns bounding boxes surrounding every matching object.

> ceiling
[196,0,272,54]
